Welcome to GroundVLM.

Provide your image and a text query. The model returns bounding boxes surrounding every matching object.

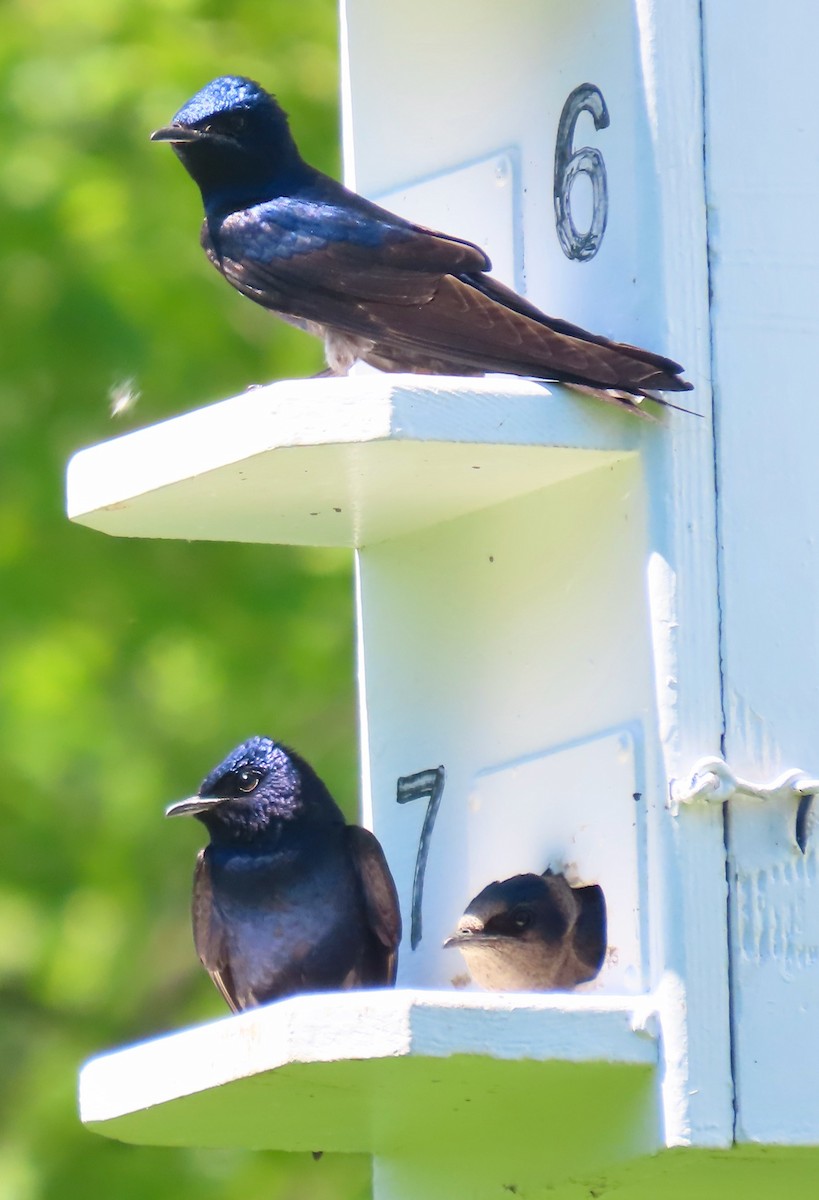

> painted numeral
[553,83,610,262]
[396,765,446,950]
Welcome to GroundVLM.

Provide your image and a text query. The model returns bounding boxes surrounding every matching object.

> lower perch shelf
[79,989,659,1166]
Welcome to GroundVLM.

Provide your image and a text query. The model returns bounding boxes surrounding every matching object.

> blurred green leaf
[0,3,372,1197]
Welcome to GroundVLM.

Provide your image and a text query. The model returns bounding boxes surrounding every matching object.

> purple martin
[166,735,401,1011]
[151,75,693,410]
[444,869,606,991]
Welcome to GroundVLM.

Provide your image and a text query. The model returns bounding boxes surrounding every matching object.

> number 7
[396,766,446,950]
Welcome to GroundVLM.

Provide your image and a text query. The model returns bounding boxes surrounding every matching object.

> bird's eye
[237,769,260,793]
[512,909,532,930]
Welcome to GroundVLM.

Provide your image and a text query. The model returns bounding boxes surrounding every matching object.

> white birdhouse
[71,1,819,1195]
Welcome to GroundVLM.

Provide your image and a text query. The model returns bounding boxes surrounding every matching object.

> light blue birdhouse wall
[700,2,819,1145]
[342,0,730,1154]
[343,0,673,358]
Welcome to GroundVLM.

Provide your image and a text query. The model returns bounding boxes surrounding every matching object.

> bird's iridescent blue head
[198,734,295,800]
[170,76,276,128]
[151,76,306,210]
[165,734,343,844]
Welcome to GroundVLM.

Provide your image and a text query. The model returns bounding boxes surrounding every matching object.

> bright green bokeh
[0,4,369,1197]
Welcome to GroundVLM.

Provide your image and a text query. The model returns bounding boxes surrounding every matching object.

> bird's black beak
[150,124,202,144]
[165,795,227,818]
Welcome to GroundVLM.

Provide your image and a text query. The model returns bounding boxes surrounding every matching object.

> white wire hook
[669,756,819,852]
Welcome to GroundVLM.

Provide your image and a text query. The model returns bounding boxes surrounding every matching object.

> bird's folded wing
[207,222,690,394]
[347,824,402,981]
[192,849,240,1013]
[205,206,489,308]
[359,276,691,392]
[467,272,689,376]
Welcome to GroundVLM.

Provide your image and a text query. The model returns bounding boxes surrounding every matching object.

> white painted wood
[702,0,819,1144]
[631,0,732,1151]
[356,460,656,1002]
[79,989,658,1158]
[344,0,732,1157]
[341,0,694,361]
[66,376,641,547]
[377,151,521,292]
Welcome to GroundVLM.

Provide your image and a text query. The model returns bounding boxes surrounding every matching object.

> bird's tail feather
[360,274,693,401]
[464,272,691,384]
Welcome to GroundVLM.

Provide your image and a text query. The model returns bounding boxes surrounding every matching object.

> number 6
[553,83,610,262]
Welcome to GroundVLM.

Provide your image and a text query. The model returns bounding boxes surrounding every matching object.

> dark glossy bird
[151,75,693,410]
[165,735,401,1011]
[443,869,606,991]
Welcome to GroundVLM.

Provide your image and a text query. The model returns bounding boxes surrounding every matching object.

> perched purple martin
[444,869,606,991]
[165,735,401,1011]
[151,75,693,410]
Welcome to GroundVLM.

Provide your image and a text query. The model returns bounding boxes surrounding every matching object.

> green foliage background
[0,1,369,1196]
